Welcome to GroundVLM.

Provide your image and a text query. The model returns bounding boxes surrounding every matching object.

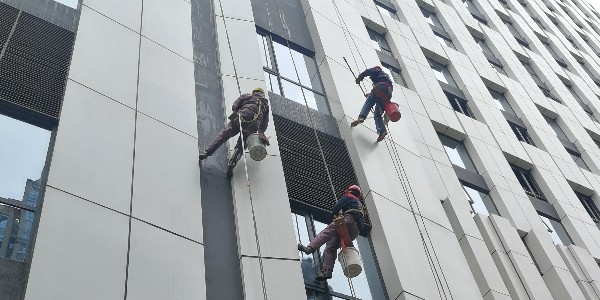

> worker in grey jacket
[199,88,270,177]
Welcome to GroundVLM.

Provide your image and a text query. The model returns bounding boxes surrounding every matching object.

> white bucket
[338,247,362,278]
[245,133,267,161]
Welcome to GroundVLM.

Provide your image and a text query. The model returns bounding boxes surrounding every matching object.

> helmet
[345,185,361,195]
[253,87,265,94]
[373,66,382,71]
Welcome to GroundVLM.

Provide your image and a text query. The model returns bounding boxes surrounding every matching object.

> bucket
[245,133,267,161]
[338,247,362,278]
[384,102,401,122]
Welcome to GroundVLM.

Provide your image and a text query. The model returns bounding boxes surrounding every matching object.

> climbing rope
[215,1,268,299]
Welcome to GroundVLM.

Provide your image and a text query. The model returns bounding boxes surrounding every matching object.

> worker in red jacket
[199,88,270,177]
[297,185,365,281]
[351,66,393,142]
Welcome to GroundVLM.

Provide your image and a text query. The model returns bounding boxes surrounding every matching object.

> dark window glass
[445,91,475,118]
[367,28,392,55]
[433,31,456,49]
[438,134,478,171]
[463,185,498,216]
[462,0,488,24]
[565,148,591,171]
[375,1,397,18]
[539,86,561,103]
[508,121,535,145]
[256,32,328,113]
[575,192,600,224]
[498,0,511,10]
[511,165,546,200]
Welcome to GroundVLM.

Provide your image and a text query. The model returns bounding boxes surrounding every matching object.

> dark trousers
[205,120,255,165]
[308,215,360,271]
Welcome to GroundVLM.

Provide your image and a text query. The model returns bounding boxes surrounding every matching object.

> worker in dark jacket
[350,66,393,142]
[297,185,365,281]
[199,88,270,177]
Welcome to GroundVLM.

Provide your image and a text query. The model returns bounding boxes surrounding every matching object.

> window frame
[445,91,475,118]
[575,192,600,224]
[508,121,536,145]
[511,165,546,201]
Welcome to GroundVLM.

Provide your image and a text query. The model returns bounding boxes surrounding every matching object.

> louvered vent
[273,115,370,227]
[0,4,74,119]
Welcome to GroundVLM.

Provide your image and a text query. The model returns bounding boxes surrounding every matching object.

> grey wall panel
[250,0,315,52]
[193,0,243,299]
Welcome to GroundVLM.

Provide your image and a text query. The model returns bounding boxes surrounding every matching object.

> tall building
[2,0,600,299]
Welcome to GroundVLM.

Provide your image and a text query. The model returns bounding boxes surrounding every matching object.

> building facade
[2,0,600,299]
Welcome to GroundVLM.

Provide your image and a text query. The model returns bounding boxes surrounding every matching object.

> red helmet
[345,185,361,195]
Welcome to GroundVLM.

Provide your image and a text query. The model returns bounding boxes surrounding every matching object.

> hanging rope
[329,0,454,298]
[215,1,268,299]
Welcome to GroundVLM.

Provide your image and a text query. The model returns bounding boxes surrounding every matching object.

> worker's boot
[350,117,365,127]
[376,131,387,142]
[315,269,333,281]
[297,244,315,255]
[199,150,210,161]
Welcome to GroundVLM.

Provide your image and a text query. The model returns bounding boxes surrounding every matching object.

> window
[498,0,511,10]
[291,211,386,299]
[502,19,529,48]
[575,192,600,223]
[367,28,392,55]
[439,134,478,171]
[511,165,546,200]
[541,41,568,70]
[544,116,570,142]
[508,121,536,145]
[0,114,51,263]
[566,148,591,171]
[473,37,505,73]
[462,0,488,25]
[578,61,600,86]
[488,89,515,114]
[55,0,78,8]
[520,2,546,31]
[433,31,456,49]
[257,32,328,113]
[565,84,596,121]
[374,1,397,18]
[421,7,444,28]
[428,59,458,87]
[380,63,407,87]
[463,185,498,216]
[539,86,561,103]
[539,214,572,245]
[445,91,475,118]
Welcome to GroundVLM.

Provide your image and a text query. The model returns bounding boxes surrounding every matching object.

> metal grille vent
[0,4,18,45]
[0,4,75,119]
[274,115,370,227]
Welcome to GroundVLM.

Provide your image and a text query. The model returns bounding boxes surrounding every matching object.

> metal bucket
[384,102,401,122]
[245,133,267,161]
[338,247,362,278]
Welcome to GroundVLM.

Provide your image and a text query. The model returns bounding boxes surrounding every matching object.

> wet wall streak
[191,0,244,299]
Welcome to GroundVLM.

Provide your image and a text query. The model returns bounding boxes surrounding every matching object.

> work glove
[355,78,361,84]
[259,132,270,146]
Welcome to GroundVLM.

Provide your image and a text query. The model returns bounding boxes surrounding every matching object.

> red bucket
[384,102,401,122]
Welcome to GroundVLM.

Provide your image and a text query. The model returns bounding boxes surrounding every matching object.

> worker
[297,185,365,281]
[199,88,270,177]
[350,66,393,142]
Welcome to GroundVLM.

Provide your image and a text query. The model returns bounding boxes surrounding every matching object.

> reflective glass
[0,114,50,204]
[281,79,320,110]
[55,0,78,8]
[273,41,299,82]
[291,213,319,283]
[376,4,395,18]
[256,34,273,70]
[539,215,572,245]
[313,221,373,300]
[463,185,498,216]
[264,71,279,94]
[291,50,320,92]
[489,90,515,114]
[440,136,477,172]
[0,204,34,262]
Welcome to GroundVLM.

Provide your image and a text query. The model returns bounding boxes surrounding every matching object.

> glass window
[428,59,457,87]
[508,121,536,146]
[0,114,51,262]
[445,92,474,118]
[539,215,572,245]
[367,28,392,55]
[375,1,397,18]
[380,63,407,87]
[257,32,328,113]
[488,89,515,114]
[463,185,498,216]
[544,116,570,142]
[291,212,386,300]
[55,0,78,8]
[463,0,487,24]
[565,148,590,171]
[439,134,478,172]
[420,7,444,28]
[575,192,600,224]
[511,165,546,200]
[433,31,456,49]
